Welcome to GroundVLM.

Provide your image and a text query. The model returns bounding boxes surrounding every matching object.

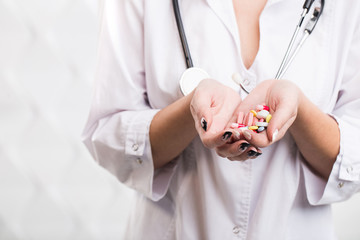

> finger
[209,102,240,134]
[227,146,262,161]
[241,115,296,148]
[190,92,213,133]
[247,147,262,159]
[271,117,296,143]
[266,103,297,142]
[202,130,233,149]
[216,140,251,158]
[241,128,270,148]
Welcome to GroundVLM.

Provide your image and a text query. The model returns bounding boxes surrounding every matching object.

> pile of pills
[230,105,272,133]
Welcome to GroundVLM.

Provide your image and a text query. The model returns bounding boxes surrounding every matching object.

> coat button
[346,166,353,174]
[136,158,143,164]
[132,143,139,151]
[232,225,240,234]
[242,78,250,86]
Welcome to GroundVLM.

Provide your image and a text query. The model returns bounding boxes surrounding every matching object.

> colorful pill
[231,123,246,128]
[252,117,258,126]
[256,122,269,127]
[249,126,258,130]
[266,114,272,123]
[257,126,265,132]
[250,110,257,117]
[237,112,245,124]
[256,105,264,111]
[245,112,254,126]
[263,105,270,111]
[239,127,249,131]
[259,118,264,122]
[257,110,270,119]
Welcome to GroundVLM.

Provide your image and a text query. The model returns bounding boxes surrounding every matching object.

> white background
[0,0,359,239]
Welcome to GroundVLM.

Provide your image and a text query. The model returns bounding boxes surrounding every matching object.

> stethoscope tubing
[172,0,193,68]
[276,0,325,79]
[173,0,325,94]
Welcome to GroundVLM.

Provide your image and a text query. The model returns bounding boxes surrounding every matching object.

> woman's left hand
[215,79,303,160]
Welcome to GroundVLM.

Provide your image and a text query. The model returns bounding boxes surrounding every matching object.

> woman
[82,0,360,239]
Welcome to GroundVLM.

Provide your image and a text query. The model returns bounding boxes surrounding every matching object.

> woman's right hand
[190,79,259,160]
[190,79,241,147]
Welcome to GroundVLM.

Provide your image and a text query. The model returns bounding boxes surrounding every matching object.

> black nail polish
[247,150,257,157]
[201,117,207,131]
[239,143,250,151]
[255,152,262,157]
[222,131,232,141]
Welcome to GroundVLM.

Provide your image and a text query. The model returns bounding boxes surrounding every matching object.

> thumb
[266,104,297,142]
[190,91,213,133]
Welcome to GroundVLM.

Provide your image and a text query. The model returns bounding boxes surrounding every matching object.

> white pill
[256,122,269,127]
[256,110,270,119]
[239,127,249,132]
[257,126,265,132]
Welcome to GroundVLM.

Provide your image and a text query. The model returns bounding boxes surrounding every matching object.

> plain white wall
[0,0,359,239]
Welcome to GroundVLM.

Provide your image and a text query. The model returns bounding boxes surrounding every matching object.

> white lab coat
[82,0,360,239]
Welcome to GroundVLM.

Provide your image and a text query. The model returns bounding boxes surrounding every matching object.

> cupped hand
[232,79,302,148]
[190,79,246,149]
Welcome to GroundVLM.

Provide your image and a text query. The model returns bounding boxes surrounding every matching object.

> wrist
[186,89,196,120]
[290,89,308,133]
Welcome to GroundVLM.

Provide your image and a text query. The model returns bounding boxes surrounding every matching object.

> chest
[143,0,341,112]
[232,0,268,69]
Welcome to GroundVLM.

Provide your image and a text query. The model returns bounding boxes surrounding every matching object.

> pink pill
[245,112,254,126]
[252,117,258,126]
[237,112,244,124]
[230,123,246,128]
[259,118,264,122]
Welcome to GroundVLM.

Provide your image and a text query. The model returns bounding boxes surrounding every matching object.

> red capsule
[263,105,270,111]
[230,123,246,128]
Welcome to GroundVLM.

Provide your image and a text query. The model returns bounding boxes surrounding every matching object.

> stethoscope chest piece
[173,0,324,95]
[179,67,210,96]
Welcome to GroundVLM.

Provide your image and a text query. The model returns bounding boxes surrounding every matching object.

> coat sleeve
[303,17,360,205]
[81,0,177,201]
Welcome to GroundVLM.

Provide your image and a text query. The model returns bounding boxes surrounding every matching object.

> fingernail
[247,150,257,157]
[233,130,241,140]
[242,129,252,140]
[222,131,232,141]
[272,129,279,142]
[255,152,262,157]
[200,117,207,131]
[239,142,250,151]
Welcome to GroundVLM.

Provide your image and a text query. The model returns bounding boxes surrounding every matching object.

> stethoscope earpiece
[232,73,251,94]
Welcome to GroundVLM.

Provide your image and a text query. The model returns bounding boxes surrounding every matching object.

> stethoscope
[173,0,325,95]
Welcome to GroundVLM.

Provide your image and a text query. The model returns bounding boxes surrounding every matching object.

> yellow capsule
[248,126,258,130]
[266,114,272,123]
[250,110,257,117]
